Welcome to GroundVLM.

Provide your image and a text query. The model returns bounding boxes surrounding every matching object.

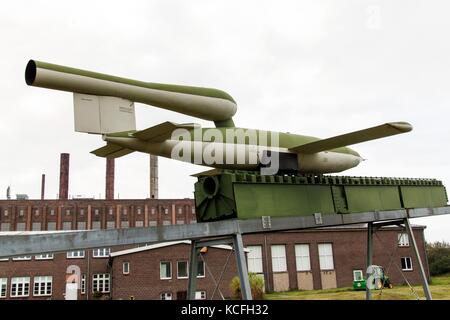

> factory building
[0,154,430,299]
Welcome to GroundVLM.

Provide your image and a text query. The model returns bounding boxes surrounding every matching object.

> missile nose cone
[387,121,413,133]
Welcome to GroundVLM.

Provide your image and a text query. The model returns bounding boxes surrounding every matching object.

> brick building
[0,199,429,300]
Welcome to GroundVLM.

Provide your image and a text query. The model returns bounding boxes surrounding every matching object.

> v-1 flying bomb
[25,60,412,174]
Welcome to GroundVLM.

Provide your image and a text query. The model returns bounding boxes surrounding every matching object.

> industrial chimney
[150,155,158,199]
[41,174,45,200]
[59,153,69,200]
[105,158,115,200]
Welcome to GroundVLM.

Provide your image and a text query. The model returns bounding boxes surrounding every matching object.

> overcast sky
[1,0,449,242]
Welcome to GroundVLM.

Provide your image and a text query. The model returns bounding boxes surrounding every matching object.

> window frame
[123,262,130,275]
[318,243,335,271]
[177,261,189,279]
[10,277,30,298]
[271,245,287,272]
[295,244,311,272]
[33,276,52,297]
[398,233,410,247]
[92,273,110,293]
[401,257,413,271]
[35,253,54,260]
[0,278,7,298]
[353,270,364,281]
[67,250,85,259]
[92,248,111,258]
[160,261,172,280]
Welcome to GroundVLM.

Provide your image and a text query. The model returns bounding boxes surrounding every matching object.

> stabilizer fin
[133,121,199,142]
[91,143,134,158]
[289,122,413,154]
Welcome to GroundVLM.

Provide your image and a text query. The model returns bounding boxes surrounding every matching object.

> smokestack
[150,155,158,199]
[59,153,69,200]
[41,174,45,200]
[105,158,115,200]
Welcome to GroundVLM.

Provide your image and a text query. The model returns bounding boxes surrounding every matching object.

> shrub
[426,241,450,276]
[230,273,265,299]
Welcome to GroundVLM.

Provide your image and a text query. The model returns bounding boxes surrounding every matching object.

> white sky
[1,0,449,242]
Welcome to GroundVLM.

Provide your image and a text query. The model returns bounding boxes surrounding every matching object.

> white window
[92,274,110,293]
[0,222,10,231]
[33,276,52,296]
[353,270,364,281]
[47,222,56,231]
[160,292,172,300]
[92,221,101,230]
[62,221,72,230]
[77,221,86,230]
[50,209,55,216]
[197,260,205,278]
[191,207,196,214]
[32,222,41,231]
[177,261,188,279]
[247,246,263,273]
[137,208,142,215]
[149,221,158,227]
[0,257,8,262]
[13,256,32,261]
[318,243,334,270]
[35,253,53,260]
[123,262,130,275]
[160,261,172,279]
[176,220,185,225]
[398,233,410,247]
[195,291,206,300]
[135,221,144,227]
[94,209,99,215]
[0,278,7,298]
[106,221,115,229]
[178,207,183,214]
[16,222,26,231]
[162,220,171,226]
[67,250,85,259]
[401,257,413,271]
[271,245,287,272]
[151,208,155,214]
[295,244,311,271]
[93,248,110,258]
[164,208,169,215]
[81,274,86,294]
[121,221,129,228]
[11,277,30,297]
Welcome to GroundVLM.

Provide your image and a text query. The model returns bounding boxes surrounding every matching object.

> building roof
[109,240,243,258]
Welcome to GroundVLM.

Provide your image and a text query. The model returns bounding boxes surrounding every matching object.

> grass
[265,274,450,300]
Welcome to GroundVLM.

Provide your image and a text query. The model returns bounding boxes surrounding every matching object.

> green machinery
[353,266,392,291]
[194,170,448,222]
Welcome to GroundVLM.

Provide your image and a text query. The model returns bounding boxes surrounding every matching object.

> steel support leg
[366,222,373,300]
[404,218,432,300]
[187,240,199,300]
[233,233,252,300]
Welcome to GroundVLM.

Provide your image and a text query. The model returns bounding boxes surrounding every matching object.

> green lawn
[265,274,450,300]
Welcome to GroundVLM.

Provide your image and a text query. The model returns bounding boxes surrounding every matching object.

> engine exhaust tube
[25,60,237,123]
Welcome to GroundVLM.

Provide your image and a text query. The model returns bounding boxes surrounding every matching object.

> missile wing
[289,122,413,154]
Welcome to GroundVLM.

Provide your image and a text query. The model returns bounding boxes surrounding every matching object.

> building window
[135,221,144,227]
[123,208,128,215]
[94,209,99,215]
[137,208,142,215]
[67,250,85,259]
[108,208,113,215]
[318,243,334,270]
[35,253,53,260]
[164,208,169,215]
[16,222,26,231]
[177,207,183,214]
[4,209,9,216]
[197,260,205,278]
[123,262,130,275]
[10,277,30,297]
[195,291,207,300]
[79,209,85,216]
[62,221,72,230]
[121,221,129,229]
[149,221,158,227]
[151,208,155,214]
[0,222,10,231]
[92,221,101,230]
[160,292,172,300]
[77,221,86,230]
[162,220,171,226]
[160,261,172,280]
[66,209,71,216]
[398,233,410,247]
[19,209,24,216]
[47,222,56,231]
[177,261,188,279]
[33,276,52,296]
[34,209,39,216]
[92,248,110,258]
[191,207,195,214]
[271,245,287,272]
[106,221,115,229]
[12,256,32,261]
[401,257,413,271]
[353,270,364,281]
[176,220,185,225]
[0,257,8,262]
[247,246,263,273]
[0,278,7,298]
[295,244,311,271]
[92,274,110,293]
[81,274,86,294]
[49,209,55,216]
[32,222,41,231]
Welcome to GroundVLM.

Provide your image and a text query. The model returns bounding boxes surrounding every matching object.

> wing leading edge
[289,122,413,154]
